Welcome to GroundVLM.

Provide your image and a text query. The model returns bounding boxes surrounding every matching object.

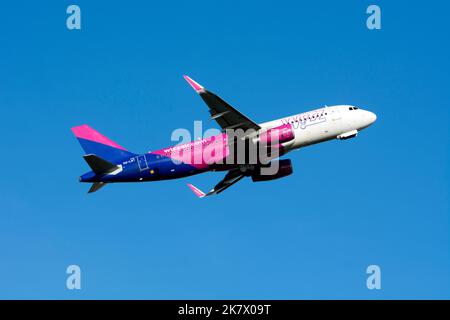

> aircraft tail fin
[88,182,107,193]
[83,154,118,175]
[71,125,135,162]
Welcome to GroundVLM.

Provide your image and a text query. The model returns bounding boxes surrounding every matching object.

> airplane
[72,75,377,197]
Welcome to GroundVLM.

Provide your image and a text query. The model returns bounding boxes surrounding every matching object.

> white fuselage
[260,105,377,152]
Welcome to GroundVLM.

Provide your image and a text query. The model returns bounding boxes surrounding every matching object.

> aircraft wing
[187,169,245,198]
[183,75,261,132]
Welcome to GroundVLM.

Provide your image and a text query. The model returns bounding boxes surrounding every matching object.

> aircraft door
[137,155,149,171]
[331,108,341,121]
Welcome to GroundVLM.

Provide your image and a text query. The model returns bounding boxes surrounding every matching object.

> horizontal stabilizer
[88,182,107,193]
[83,154,118,175]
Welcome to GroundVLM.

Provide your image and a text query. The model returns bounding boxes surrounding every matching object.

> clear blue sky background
[0,1,448,299]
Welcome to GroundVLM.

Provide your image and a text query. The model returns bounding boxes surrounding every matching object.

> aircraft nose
[368,111,377,124]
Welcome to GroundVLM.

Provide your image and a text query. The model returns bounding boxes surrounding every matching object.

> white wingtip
[187,183,206,198]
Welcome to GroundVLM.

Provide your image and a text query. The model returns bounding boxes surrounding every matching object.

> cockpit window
[354,107,359,110]
[349,106,359,111]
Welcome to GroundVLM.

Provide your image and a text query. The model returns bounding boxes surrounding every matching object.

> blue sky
[0,1,448,299]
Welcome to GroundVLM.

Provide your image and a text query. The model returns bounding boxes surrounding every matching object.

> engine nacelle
[256,124,295,145]
[251,159,293,182]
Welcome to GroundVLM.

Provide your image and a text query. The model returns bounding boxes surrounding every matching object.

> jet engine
[251,159,293,182]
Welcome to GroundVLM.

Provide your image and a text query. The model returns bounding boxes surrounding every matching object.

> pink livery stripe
[183,75,205,93]
[187,184,205,198]
[71,125,127,151]
[151,133,229,170]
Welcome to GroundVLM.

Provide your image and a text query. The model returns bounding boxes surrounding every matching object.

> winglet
[183,75,205,93]
[187,183,206,198]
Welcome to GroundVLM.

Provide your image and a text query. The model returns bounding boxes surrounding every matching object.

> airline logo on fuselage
[161,135,225,155]
[280,108,327,129]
